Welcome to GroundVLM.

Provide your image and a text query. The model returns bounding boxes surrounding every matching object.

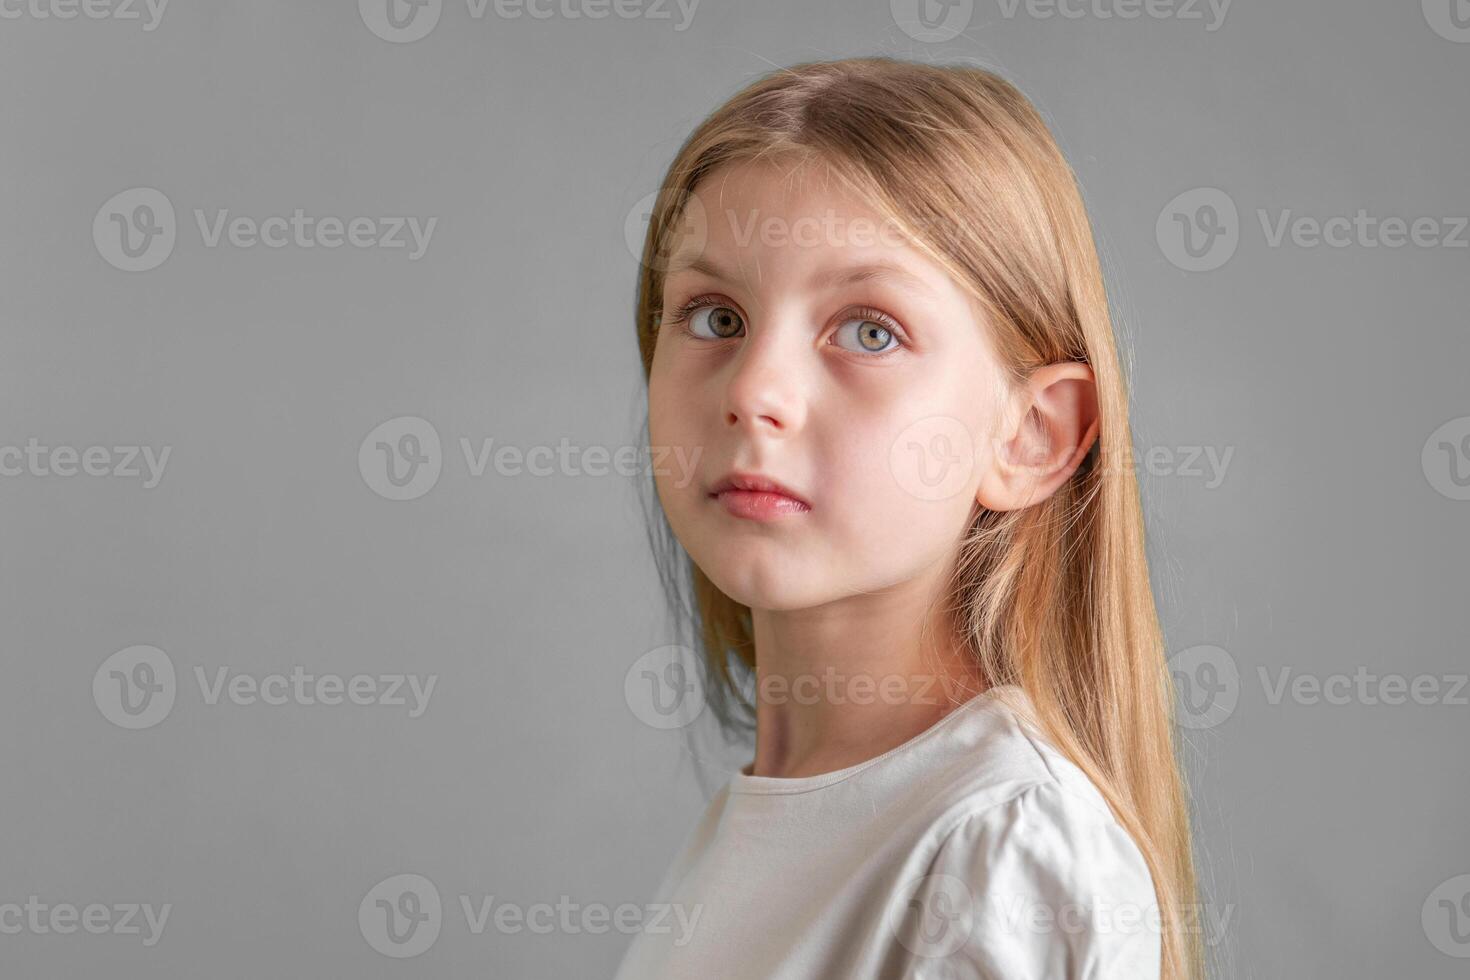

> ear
[974,362,1100,513]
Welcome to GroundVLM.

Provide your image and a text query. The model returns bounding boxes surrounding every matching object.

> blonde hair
[632,56,1203,980]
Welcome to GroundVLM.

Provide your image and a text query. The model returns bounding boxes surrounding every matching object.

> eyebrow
[666,255,939,299]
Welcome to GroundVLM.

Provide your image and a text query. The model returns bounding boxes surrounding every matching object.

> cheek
[823,433,978,569]
[816,377,993,561]
[647,365,706,521]
[646,373,671,448]
[646,355,691,450]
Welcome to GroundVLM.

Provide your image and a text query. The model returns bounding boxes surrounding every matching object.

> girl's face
[647,159,1011,612]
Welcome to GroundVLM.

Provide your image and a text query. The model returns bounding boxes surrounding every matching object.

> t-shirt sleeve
[892,779,1163,980]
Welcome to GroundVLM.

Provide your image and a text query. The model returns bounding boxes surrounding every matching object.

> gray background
[2,0,1467,976]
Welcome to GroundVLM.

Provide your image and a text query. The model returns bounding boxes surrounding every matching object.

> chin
[693,549,825,612]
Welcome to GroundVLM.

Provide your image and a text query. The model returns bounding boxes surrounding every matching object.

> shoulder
[896,694,1162,977]
[909,686,1125,830]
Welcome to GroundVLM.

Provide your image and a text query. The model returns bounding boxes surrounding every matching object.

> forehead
[696,155,875,225]
[664,157,947,293]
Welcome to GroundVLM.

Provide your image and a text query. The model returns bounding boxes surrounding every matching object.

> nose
[720,318,807,436]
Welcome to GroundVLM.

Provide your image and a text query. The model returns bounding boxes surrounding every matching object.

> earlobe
[974,362,1099,513]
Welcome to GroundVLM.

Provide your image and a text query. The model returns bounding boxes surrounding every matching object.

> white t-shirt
[613,684,1162,979]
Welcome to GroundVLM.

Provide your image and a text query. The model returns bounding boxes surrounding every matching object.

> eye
[831,314,902,355]
[685,304,745,340]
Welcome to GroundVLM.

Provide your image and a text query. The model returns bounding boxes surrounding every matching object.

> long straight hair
[632,56,1203,980]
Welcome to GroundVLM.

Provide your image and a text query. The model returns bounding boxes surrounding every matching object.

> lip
[708,471,811,521]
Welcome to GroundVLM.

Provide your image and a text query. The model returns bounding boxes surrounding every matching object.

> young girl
[618,57,1202,980]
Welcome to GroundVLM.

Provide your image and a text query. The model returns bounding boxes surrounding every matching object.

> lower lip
[713,489,811,521]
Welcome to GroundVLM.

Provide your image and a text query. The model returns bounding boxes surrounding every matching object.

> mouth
[707,471,811,521]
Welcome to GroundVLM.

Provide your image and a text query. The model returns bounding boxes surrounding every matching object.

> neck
[746,564,987,779]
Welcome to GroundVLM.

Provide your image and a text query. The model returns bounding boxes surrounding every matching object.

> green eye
[833,317,898,354]
[689,305,744,339]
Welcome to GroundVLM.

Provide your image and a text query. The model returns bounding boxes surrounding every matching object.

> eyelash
[664,293,909,355]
